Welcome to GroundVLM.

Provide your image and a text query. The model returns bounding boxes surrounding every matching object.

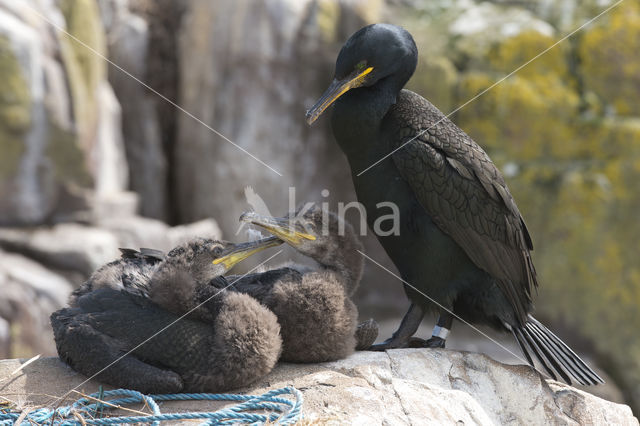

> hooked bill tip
[239,211,259,223]
[305,111,318,125]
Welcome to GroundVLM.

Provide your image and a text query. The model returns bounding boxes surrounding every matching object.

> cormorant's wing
[70,250,163,305]
[388,90,537,324]
[119,247,165,262]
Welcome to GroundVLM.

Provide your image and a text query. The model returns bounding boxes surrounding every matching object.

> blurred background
[0,0,638,413]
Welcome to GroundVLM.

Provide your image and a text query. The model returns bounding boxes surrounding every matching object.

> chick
[225,205,376,363]
[51,237,283,393]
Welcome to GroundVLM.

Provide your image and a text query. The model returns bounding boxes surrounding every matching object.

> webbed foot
[368,303,425,351]
[369,336,444,350]
[407,337,430,347]
[421,336,446,348]
[368,336,412,351]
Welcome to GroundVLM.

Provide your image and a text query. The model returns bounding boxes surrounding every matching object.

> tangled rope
[0,386,303,425]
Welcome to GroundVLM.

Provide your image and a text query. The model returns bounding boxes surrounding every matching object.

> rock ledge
[0,349,636,425]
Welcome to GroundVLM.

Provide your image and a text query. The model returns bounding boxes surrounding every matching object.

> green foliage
[51,0,105,189]
[316,0,341,44]
[406,56,458,112]
[0,36,30,181]
[58,0,105,150]
[46,119,93,187]
[455,73,579,162]
[488,30,569,81]
[59,0,105,95]
[579,3,640,116]
[537,118,640,390]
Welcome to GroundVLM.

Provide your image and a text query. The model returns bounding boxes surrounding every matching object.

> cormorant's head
[306,23,418,125]
[149,237,283,322]
[240,205,364,283]
[210,237,283,274]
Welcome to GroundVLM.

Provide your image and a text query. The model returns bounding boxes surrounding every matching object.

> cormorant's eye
[355,61,367,72]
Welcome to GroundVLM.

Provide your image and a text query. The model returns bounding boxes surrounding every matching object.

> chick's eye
[356,61,367,71]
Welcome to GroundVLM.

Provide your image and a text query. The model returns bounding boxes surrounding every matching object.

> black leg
[419,312,453,349]
[369,303,425,350]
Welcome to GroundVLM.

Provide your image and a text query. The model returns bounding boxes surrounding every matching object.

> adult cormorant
[222,206,377,362]
[51,237,283,393]
[306,23,603,385]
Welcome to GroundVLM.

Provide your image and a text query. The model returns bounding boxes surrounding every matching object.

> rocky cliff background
[0,0,639,414]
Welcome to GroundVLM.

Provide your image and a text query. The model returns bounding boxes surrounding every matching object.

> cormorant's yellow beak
[212,236,283,270]
[306,66,374,125]
[240,211,317,247]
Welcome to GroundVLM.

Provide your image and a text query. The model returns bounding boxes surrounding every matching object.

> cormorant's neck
[313,242,364,296]
[322,262,361,296]
[331,75,402,158]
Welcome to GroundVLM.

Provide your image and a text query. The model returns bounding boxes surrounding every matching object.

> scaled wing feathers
[389,90,537,323]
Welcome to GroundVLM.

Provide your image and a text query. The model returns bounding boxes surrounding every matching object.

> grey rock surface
[0,0,127,225]
[0,350,636,425]
[173,0,372,234]
[0,224,120,277]
[0,218,221,280]
[100,0,168,220]
[94,81,129,197]
[0,250,72,358]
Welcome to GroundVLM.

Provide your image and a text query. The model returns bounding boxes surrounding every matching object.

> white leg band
[432,325,449,340]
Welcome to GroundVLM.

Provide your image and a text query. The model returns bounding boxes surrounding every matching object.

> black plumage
[69,247,164,304]
[306,23,602,385]
[51,288,281,393]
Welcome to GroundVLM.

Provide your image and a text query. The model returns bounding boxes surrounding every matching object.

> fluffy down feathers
[51,289,281,393]
[265,271,358,363]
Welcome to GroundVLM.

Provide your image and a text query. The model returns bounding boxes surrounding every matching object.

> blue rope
[0,386,303,425]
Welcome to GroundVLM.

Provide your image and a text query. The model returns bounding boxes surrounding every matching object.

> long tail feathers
[511,315,604,386]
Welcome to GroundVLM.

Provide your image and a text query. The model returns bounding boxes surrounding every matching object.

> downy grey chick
[51,237,283,393]
[225,205,376,363]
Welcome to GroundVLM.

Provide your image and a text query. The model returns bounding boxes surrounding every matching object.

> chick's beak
[305,66,374,125]
[212,236,283,270]
[240,211,316,247]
